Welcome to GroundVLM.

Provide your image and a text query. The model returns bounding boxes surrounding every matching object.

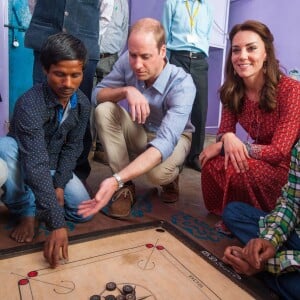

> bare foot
[10,216,36,243]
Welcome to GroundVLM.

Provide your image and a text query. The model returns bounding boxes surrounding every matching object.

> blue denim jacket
[25,0,100,60]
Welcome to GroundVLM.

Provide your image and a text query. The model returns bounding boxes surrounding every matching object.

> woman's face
[231,30,267,81]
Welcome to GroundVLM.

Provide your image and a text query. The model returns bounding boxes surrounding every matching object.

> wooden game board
[0,221,262,300]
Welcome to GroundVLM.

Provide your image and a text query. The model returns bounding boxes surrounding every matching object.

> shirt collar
[151,59,172,94]
[43,82,78,109]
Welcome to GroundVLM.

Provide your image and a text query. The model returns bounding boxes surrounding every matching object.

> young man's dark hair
[40,32,88,71]
[0,31,92,269]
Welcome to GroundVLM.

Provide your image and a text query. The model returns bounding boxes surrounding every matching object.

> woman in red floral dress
[199,20,300,233]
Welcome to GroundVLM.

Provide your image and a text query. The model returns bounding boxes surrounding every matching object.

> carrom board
[0,221,262,300]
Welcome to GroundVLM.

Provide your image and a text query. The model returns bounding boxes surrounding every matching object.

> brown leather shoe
[160,176,179,203]
[108,183,136,218]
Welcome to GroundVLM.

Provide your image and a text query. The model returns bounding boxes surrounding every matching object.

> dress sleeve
[216,107,238,141]
[249,79,300,164]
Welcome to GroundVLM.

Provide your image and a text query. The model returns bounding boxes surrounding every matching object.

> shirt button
[64,11,69,16]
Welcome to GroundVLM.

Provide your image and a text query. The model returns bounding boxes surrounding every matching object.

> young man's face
[128,31,166,87]
[45,60,84,104]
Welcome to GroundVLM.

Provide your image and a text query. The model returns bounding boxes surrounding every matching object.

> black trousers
[170,52,209,160]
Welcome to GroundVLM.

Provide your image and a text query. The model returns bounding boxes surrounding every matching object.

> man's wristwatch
[112,173,124,190]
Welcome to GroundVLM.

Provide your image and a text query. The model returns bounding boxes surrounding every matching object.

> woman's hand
[199,142,223,167]
[222,132,250,173]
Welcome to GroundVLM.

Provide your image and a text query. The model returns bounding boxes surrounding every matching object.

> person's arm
[119,0,129,54]
[238,140,300,275]
[99,86,150,124]
[13,94,65,230]
[12,91,68,268]
[92,51,129,106]
[44,228,68,268]
[222,246,263,276]
[245,78,300,164]
[256,140,300,273]
[212,107,250,173]
[161,0,173,45]
[93,53,150,124]
[78,146,162,217]
[99,1,114,38]
[199,141,223,167]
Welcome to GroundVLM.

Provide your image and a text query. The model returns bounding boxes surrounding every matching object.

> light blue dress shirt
[99,0,129,54]
[92,51,196,161]
[162,0,213,56]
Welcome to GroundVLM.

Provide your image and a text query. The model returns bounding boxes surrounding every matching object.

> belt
[171,50,206,59]
[100,53,117,59]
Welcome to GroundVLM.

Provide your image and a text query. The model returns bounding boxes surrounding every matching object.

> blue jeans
[0,136,91,223]
[223,202,300,300]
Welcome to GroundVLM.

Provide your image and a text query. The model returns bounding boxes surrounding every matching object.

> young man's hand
[222,245,262,276]
[242,238,276,270]
[43,227,68,268]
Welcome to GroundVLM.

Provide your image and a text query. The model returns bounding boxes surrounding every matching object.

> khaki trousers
[94,102,191,185]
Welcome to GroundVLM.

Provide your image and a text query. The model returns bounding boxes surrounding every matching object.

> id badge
[187,34,197,43]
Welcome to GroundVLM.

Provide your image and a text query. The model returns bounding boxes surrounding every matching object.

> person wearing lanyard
[93,0,129,164]
[162,0,213,172]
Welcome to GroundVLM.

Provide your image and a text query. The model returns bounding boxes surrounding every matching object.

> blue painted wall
[8,0,33,117]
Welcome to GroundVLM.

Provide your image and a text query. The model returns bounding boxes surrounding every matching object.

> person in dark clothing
[25,0,101,180]
[0,33,92,268]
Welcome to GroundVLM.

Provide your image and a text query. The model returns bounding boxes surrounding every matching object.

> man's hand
[242,238,276,270]
[78,177,118,218]
[43,227,68,268]
[222,246,262,276]
[55,188,64,207]
[126,86,150,124]
[222,132,250,173]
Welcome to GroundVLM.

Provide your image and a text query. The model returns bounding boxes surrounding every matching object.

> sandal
[214,220,233,236]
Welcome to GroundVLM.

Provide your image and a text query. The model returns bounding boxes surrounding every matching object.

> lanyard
[185,0,201,31]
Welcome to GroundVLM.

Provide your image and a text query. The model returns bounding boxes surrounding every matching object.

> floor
[86,133,217,221]
[0,133,279,298]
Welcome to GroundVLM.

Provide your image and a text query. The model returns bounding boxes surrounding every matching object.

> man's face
[128,31,166,87]
[45,60,84,104]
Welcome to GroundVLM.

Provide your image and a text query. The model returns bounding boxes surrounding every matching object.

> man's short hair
[129,18,166,51]
[40,32,88,71]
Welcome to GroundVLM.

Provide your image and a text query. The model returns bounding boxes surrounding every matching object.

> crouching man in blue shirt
[0,33,92,268]
[78,18,196,219]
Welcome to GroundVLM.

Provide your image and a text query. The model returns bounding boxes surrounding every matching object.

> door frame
[0,1,9,136]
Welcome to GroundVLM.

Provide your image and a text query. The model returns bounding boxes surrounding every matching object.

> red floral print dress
[202,76,300,215]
